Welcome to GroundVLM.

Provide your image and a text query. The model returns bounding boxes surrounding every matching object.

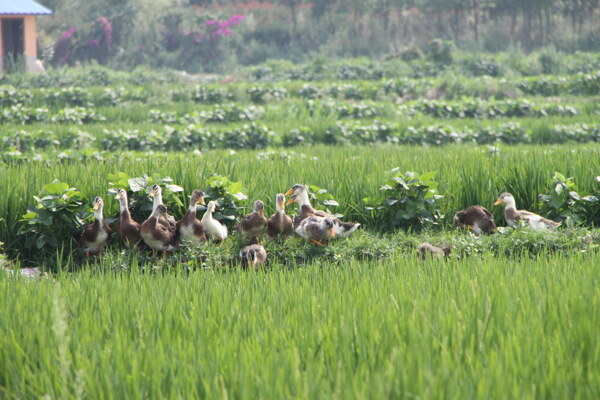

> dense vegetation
[1,53,599,398]
[35,0,600,72]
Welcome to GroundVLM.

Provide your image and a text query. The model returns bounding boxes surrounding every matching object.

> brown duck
[238,200,268,240]
[286,186,359,238]
[114,189,143,249]
[416,242,451,260]
[239,236,267,269]
[295,216,336,246]
[267,193,294,240]
[141,204,176,256]
[79,197,112,257]
[453,205,496,236]
[149,184,177,231]
[494,192,560,230]
[176,189,207,244]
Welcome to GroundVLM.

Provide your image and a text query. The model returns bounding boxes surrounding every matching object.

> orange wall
[0,15,38,57]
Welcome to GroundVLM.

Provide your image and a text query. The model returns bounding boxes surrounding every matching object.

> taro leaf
[554,172,566,182]
[165,184,184,193]
[128,177,147,192]
[582,195,598,202]
[569,191,580,201]
[322,199,339,207]
[232,192,248,201]
[44,181,69,195]
[228,181,243,194]
[555,184,564,196]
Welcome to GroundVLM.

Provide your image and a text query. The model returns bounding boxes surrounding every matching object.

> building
[0,0,51,73]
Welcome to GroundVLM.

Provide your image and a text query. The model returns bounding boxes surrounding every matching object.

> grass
[1,253,599,399]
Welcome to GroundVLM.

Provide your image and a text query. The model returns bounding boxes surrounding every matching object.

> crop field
[1,56,600,399]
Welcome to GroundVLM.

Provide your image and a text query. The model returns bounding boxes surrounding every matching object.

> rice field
[1,63,599,398]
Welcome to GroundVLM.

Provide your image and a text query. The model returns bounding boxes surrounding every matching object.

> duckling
[453,205,496,236]
[267,193,294,240]
[176,189,207,245]
[295,216,336,246]
[239,236,267,269]
[114,189,143,249]
[149,184,177,230]
[416,242,451,260]
[201,201,228,242]
[80,197,112,258]
[287,193,359,238]
[494,192,560,230]
[141,204,176,256]
[237,200,268,240]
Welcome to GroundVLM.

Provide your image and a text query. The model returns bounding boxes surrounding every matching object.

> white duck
[201,201,228,241]
[494,192,560,231]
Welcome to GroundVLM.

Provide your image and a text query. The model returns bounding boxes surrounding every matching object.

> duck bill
[493,199,503,206]
[149,188,157,198]
[284,189,294,197]
[93,203,100,211]
[286,198,295,206]
[198,197,206,206]
[115,193,122,200]
[278,201,286,210]
[328,227,335,237]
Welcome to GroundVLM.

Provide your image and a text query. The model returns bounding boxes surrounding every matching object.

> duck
[149,184,177,230]
[416,242,451,260]
[176,189,207,245]
[494,192,560,230]
[201,201,228,241]
[79,197,112,258]
[267,193,294,240]
[114,189,143,249]
[295,216,336,246]
[140,204,176,256]
[239,236,267,269]
[287,191,360,238]
[237,200,268,240]
[453,205,496,236]
[285,184,334,220]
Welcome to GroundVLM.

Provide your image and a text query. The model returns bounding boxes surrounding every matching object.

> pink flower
[206,20,219,26]
[61,27,77,40]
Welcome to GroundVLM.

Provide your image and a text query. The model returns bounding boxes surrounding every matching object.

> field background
[1,38,600,399]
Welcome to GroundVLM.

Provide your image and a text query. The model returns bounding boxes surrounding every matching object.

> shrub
[202,175,248,228]
[364,169,443,231]
[538,172,598,227]
[426,39,454,64]
[18,180,88,256]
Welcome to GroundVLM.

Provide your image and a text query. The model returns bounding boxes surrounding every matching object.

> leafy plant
[201,175,248,228]
[18,180,88,256]
[538,172,598,227]
[364,169,443,230]
[108,173,185,222]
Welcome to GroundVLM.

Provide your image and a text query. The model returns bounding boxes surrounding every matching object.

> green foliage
[538,172,598,227]
[17,180,88,256]
[364,169,443,230]
[426,39,454,64]
[201,175,248,227]
[108,173,185,222]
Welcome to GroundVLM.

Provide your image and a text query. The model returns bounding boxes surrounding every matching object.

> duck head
[190,189,206,208]
[494,192,516,208]
[253,200,265,216]
[92,197,104,220]
[275,193,286,212]
[323,217,335,237]
[153,204,168,219]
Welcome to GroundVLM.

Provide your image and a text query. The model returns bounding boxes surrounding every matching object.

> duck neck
[94,208,104,224]
[504,198,517,210]
[152,192,163,210]
[188,200,197,212]
[296,191,311,208]
[202,207,213,222]
[119,197,129,213]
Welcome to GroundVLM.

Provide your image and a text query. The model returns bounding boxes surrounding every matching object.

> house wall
[0,14,42,73]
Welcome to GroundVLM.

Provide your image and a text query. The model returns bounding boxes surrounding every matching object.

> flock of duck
[78,183,559,267]
[79,184,360,268]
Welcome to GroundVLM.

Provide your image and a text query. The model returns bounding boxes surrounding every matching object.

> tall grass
[1,144,599,256]
[0,253,598,399]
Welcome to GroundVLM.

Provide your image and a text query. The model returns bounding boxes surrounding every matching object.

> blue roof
[0,0,52,15]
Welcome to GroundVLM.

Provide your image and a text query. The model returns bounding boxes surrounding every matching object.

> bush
[364,169,444,231]
[18,180,88,257]
[538,172,598,227]
[426,39,454,64]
